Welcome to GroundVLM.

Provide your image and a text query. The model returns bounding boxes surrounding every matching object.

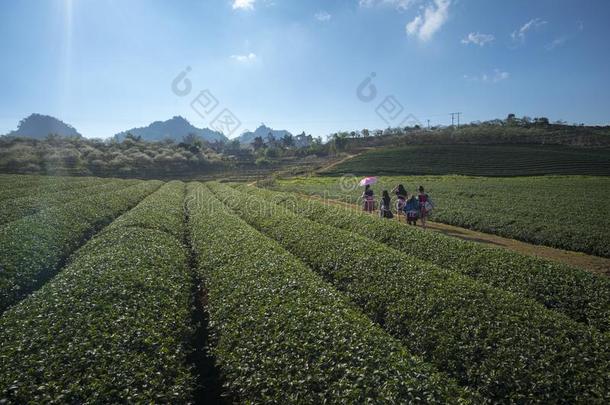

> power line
[450,112,462,128]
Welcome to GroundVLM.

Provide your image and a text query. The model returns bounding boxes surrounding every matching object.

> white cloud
[546,36,568,50]
[232,0,255,10]
[492,70,510,82]
[511,18,547,42]
[464,69,509,83]
[405,0,451,42]
[406,15,422,35]
[231,52,257,63]
[315,11,332,22]
[359,0,418,10]
[461,32,494,46]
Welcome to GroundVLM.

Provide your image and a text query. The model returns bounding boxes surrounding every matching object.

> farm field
[0,174,609,403]
[270,175,610,258]
[322,144,610,176]
[237,185,610,331]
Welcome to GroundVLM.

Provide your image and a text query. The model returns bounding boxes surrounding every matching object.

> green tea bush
[103,181,185,240]
[211,183,610,403]
[0,182,195,403]
[0,175,101,203]
[272,175,610,257]
[242,186,610,333]
[187,183,472,404]
[0,180,162,312]
[0,179,136,225]
[324,145,610,177]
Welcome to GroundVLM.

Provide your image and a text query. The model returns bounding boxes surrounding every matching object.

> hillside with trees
[113,116,227,143]
[5,114,82,139]
[2,113,608,179]
[324,115,610,155]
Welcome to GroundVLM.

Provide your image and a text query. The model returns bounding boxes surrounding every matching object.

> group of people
[362,184,433,229]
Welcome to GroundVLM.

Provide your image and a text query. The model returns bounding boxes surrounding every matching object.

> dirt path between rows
[316,152,362,173]
[301,194,610,277]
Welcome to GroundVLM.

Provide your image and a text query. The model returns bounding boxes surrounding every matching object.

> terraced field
[1,174,608,403]
[323,145,610,177]
[271,175,610,257]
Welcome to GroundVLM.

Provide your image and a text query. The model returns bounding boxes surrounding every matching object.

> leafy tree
[265,147,279,158]
[224,139,241,154]
[281,134,294,148]
[252,136,265,151]
[179,133,203,154]
[266,133,279,148]
[182,133,201,145]
[125,132,142,142]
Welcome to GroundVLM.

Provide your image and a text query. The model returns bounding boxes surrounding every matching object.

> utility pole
[427,119,430,130]
[450,112,462,128]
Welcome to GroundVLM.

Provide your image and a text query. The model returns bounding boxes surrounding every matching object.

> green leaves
[244,185,610,333]
[0,182,195,403]
[0,180,162,312]
[0,178,136,225]
[1,173,606,403]
[188,183,471,403]
[273,175,610,258]
[212,182,610,403]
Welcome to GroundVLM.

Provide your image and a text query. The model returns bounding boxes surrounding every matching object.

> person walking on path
[392,184,408,222]
[417,186,434,229]
[362,184,375,213]
[404,193,419,226]
[379,190,394,219]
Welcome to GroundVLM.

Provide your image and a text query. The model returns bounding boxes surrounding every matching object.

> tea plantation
[271,175,610,257]
[323,145,610,177]
[0,174,608,403]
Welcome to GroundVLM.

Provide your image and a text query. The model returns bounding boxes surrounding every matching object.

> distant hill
[236,124,292,145]
[114,116,228,143]
[4,114,82,139]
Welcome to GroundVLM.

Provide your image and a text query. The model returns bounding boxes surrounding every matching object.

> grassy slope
[323,144,610,176]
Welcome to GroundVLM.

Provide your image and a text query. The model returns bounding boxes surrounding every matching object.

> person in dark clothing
[379,190,394,219]
[362,184,375,212]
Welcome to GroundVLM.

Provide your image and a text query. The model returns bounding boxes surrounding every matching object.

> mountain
[236,124,292,145]
[114,116,228,143]
[4,114,82,139]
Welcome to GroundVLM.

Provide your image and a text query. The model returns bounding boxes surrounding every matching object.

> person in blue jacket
[404,193,419,226]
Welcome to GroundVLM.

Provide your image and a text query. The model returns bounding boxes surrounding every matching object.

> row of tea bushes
[270,175,610,257]
[106,181,186,240]
[0,175,104,203]
[212,183,609,403]
[187,183,472,404]
[0,173,90,189]
[0,182,196,403]
[241,186,610,333]
[0,179,137,225]
[0,180,162,312]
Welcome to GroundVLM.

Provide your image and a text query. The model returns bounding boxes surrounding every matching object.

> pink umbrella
[359,176,378,187]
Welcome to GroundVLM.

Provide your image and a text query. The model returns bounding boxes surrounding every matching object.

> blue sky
[0,0,609,139]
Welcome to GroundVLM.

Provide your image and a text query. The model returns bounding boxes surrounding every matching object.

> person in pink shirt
[418,185,433,230]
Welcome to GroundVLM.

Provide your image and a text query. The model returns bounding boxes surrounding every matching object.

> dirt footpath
[303,194,610,277]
